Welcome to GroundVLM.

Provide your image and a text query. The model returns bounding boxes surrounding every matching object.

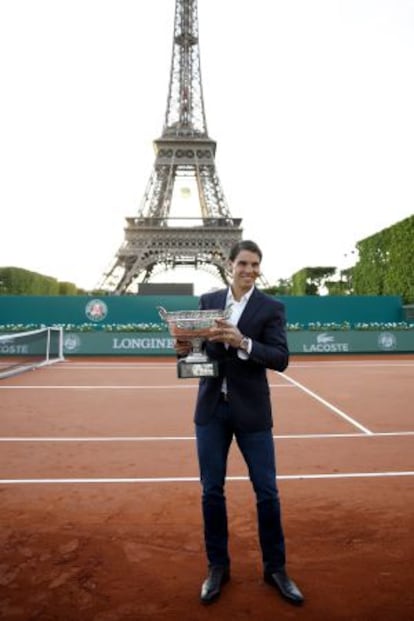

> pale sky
[1,0,413,294]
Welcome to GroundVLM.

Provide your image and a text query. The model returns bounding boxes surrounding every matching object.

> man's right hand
[174,339,193,356]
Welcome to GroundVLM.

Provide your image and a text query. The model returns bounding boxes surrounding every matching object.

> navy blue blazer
[194,287,289,432]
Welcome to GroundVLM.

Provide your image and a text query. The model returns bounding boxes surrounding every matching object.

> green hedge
[0,267,79,295]
[353,215,414,303]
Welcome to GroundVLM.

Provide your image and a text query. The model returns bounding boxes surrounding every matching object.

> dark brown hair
[229,240,262,262]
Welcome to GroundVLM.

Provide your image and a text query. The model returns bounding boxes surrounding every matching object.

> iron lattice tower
[99,0,265,293]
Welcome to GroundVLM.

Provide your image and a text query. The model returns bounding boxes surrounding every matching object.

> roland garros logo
[64,333,82,353]
[377,332,397,350]
[85,299,108,322]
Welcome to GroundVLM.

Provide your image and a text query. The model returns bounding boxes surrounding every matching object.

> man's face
[230,249,261,293]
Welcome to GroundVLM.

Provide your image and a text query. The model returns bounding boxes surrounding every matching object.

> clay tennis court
[0,354,413,621]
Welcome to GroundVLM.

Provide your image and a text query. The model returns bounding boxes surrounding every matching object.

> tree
[263,278,293,296]
[291,267,336,295]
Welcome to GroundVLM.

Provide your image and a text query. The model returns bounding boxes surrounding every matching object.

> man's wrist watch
[239,335,250,352]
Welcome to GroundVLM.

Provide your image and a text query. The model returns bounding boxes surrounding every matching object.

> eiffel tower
[99,0,265,293]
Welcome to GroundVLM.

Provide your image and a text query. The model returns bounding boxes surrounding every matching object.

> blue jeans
[195,399,286,572]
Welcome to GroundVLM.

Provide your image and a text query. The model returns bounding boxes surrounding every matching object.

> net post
[58,326,64,361]
[46,328,51,363]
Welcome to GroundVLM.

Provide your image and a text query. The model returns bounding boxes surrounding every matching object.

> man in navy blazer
[175,240,304,606]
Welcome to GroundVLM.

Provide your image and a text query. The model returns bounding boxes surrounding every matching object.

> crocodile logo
[317,333,335,344]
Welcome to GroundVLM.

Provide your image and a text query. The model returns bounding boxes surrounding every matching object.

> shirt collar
[226,285,255,306]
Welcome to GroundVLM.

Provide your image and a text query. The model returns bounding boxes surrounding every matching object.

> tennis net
[0,327,64,379]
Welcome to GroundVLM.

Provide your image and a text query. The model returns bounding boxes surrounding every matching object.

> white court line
[0,471,413,485]
[281,372,373,435]
[49,360,414,370]
[287,362,414,368]
[0,384,292,390]
[0,431,413,442]
[0,385,199,390]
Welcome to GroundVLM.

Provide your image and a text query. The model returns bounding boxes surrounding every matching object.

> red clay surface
[0,355,413,621]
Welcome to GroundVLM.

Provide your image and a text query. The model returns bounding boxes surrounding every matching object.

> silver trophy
[158,306,230,378]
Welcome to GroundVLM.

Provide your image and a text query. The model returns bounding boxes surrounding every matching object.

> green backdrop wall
[0,294,406,327]
[1,295,413,355]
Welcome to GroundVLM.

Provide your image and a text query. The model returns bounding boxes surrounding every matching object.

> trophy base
[177,359,218,379]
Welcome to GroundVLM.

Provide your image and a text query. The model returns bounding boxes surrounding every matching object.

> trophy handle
[157,306,167,321]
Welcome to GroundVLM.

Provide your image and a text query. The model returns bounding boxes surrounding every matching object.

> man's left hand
[208,319,243,348]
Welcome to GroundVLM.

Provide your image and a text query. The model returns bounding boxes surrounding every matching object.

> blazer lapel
[215,289,228,310]
[202,289,227,310]
[237,288,262,331]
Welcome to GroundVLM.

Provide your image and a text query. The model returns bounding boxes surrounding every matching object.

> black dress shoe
[264,569,304,605]
[200,566,230,604]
